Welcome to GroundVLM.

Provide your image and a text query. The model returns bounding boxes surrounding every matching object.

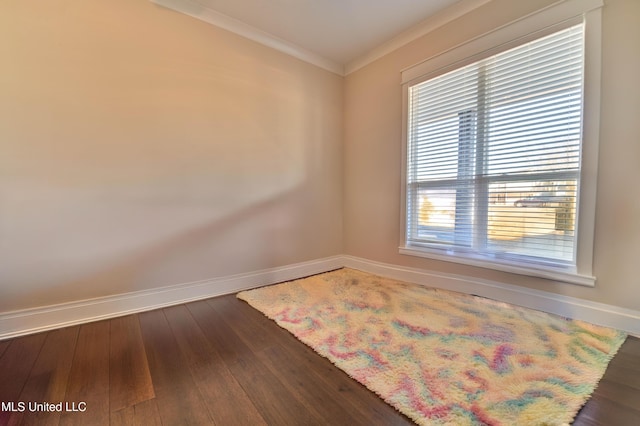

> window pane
[410,114,462,181]
[485,26,583,176]
[486,93,582,175]
[408,64,478,182]
[415,188,456,244]
[487,180,577,262]
[411,186,476,247]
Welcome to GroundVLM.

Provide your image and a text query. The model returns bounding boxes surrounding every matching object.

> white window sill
[399,246,595,287]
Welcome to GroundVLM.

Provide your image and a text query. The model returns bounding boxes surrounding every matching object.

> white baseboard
[342,255,640,337]
[2,254,638,340]
[0,256,343,340]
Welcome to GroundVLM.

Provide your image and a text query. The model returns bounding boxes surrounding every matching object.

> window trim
[399,0,602,287]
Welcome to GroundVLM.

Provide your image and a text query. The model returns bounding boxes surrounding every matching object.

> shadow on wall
[0,75,341,311]
[1,91,341,311]
[0,0,342,313]
[1,185,306,311]
[1,137,339,313]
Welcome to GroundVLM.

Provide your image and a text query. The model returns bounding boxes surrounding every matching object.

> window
[401,1,602,286]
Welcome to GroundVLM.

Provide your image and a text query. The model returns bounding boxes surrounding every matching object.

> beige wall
[2,0,638,315]
[344,0,640,311]
[0,0,343,311]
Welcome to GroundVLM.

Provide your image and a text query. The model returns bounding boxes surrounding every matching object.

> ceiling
[152,0,491,75]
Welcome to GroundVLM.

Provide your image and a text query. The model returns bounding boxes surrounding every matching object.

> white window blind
[405,23,584,270]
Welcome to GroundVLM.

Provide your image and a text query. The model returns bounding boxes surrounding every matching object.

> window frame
[399,0,603,287]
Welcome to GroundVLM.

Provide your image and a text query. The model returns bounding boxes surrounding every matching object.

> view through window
[406,24,583,268]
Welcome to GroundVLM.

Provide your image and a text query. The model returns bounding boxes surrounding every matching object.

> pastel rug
[237,268,627,426]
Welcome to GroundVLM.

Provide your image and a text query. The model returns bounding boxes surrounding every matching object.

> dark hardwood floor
[0,293,638,425]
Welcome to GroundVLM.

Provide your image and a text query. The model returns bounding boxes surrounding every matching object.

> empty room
[1,0,639,424]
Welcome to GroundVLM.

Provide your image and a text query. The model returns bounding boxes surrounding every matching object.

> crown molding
[151,0,344,75]
[345,0,492,75]
[151,0,491,77]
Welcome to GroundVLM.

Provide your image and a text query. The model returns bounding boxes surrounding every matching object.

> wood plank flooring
[1,293,638,425]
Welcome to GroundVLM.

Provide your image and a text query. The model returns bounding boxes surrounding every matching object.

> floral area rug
[237,268,627,426]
